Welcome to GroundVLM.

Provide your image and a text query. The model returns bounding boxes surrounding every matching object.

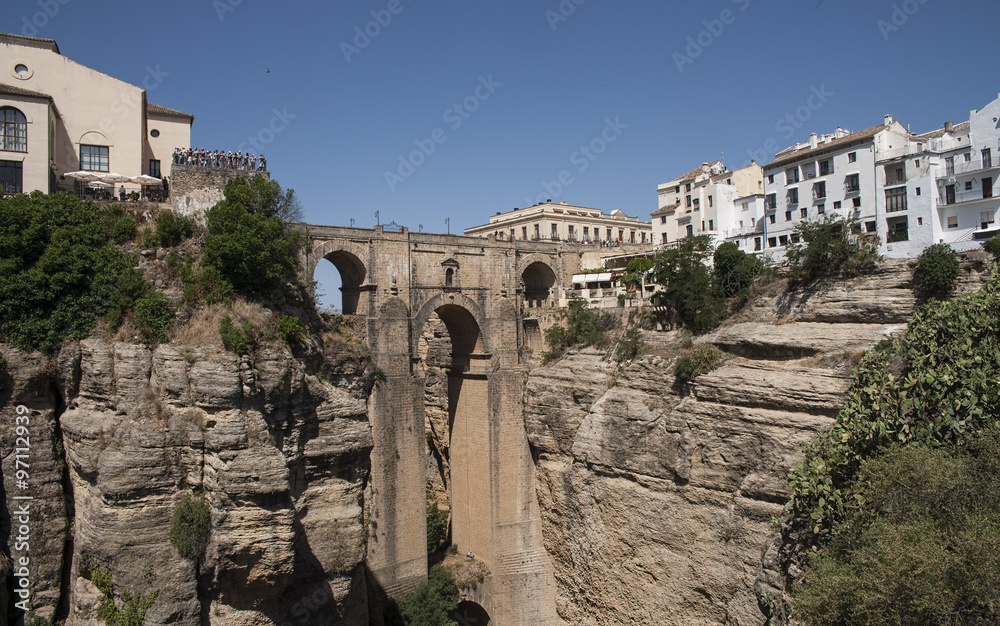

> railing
[940,189,996,206]
[887,230,909,243]
[938,159,1000,178]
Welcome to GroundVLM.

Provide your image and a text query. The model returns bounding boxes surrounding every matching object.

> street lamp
[445,217,450,234]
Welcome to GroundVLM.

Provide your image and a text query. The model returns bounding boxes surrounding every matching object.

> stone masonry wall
[169,164,270,220]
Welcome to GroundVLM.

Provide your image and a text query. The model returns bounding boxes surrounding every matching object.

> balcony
[887,230,909,243]
[937,159,1000,179]
[940,189,997,206]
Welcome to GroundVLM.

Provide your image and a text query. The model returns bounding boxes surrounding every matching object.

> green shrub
[0,192,152,351]
[791,434,1000,625]
[786,270,1000,540]
[914,243,960,299]
[181,263,234,306]
[108,215,138,244]
[395,565,459,626]
[84,558,159,626]
[426,501,449,553]
[985,235,1000,261]
[219,316,255,355]
[132,292,174,344]
[785,217,880,284]
[154,212,194,247]
[203,176,301,297]
[542,299,618,362]
[168,494,211,560]
[277,315,303,346]
[616,327,644,362]
[674,344,725,382]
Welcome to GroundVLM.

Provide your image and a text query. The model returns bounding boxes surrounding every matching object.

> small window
[767,174,774,184]
[708,195,713,208]
[779,235,789,245]
[866,221,877,233]
[708,220,714,230]
[915,159,920,167]
[660,216,666,224]
[785,210,792,221]
[768,214,776,224]
[800,208,808,218]
[1,107,28,152]
[817,204,825,214]
[80,145,109,172]
[947,216,958,228]
[14,64,29,77]
[790,233,801,244]
[916,187,921,196]
[150,129,160,138]
[445,268,454,287]
[834,201,842,209]
[848,152,857,163]
[685,183,691,192]
[965,181,973,191]
[754,237,762,251]
[852,197,862,208]
[768,237,777,248]
[917,217,923,226]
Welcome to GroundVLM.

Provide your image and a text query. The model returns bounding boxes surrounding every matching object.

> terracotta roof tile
[148,103,194,120]
[651,203,679,217]
[766,125,885,169]
[0,32,59,53]
[0,82,51,100]
[915,121,970,140]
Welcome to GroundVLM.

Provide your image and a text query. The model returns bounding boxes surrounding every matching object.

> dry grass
[171,299,274,351]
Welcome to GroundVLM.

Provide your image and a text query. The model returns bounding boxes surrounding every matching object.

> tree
[713,242,761,300]
[914,242,960,299]
[652,235,723,333]
[784,216,879,284]
[203,175,301,296]
[395,566,459,626]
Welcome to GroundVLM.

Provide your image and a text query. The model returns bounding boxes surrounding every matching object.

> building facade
[652,161,764,250]
[0,33,192,195]
[465,201,653,245]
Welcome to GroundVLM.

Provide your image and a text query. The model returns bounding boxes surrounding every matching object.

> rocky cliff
[523,256,992,625]
[1,313,374,625]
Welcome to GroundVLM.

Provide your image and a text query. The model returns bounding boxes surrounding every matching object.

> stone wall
[169,164,270,219]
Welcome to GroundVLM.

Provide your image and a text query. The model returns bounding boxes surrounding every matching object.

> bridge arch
[411,293,490,360]
[518,257,559,309]
[454,601,491,625]
[310,239,370,315]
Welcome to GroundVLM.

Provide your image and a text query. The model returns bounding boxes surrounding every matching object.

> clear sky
[8,0,1000,307]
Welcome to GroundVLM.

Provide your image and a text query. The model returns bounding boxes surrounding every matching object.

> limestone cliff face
[1,333,373,626]
[524,258,993,625]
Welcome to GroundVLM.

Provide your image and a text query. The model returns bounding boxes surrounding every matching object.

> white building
[760,118,912,260]
[0,33,192,195]
[652,161,763,249]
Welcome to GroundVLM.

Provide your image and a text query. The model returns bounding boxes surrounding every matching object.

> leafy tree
[396,566,459,626]
[154,212,195,247]
[652,235,723,333]
[626,257,654,274]
[674,344,725,382]
[168,494,211,560]
[985,235,1000,261]
[713,242,761,300]
[914,243,961,299]
[792,434,1000,625]
[0,192,148,351]
[784,216,879,284]
[426,501,449,554]
[203,176,300,296]
[277,315,303,347]
[219,316,255,355]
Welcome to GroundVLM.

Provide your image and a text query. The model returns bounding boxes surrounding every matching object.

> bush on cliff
[652,235,723,333]
[203,176,301,297]
[785,269,1000,623]
[168,493,211,560]
[985,235,1000,261]
[914,242,960,299]
[396,565,459,626]
[542,299,617,362]
[674,344,725,383]
[0,192,151,351]
[85,557,159,626]
[784,217,880,285]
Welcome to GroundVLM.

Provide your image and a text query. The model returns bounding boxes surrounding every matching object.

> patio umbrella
[87,181,114,188]
[131,175,162,186]
[99,173,133,184]
[63,171,102,182]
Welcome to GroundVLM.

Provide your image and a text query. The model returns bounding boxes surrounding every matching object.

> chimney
[945,121,954,133]
[884,114,893,126]
[561,201,567,205]
[809,133,818,149]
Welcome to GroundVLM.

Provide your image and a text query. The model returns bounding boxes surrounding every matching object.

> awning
[572,273,612,284]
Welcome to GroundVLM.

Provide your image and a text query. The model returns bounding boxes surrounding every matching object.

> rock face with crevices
[1,334,372,626]
[524,257,993,625]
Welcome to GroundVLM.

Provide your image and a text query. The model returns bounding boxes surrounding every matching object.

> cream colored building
[466,201,653,245]
[0,33,192,195]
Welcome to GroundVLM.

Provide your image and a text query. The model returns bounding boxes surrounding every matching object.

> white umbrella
[131,174,162,186]
[63,171,102,182]
[100,173,133,184]
[87,181,114,188]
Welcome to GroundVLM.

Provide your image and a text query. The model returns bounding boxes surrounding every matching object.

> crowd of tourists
[173,148,267,172]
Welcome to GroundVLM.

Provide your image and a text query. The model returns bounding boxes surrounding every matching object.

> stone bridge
[295,223,596,625]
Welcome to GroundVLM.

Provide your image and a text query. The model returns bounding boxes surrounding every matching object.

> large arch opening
[417,303,491,569]
[522,261,557,309]
[454,600,492,625]
[314,250,366,315]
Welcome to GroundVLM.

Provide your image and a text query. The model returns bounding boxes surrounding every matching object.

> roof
[664,160,725,186]
[915,121,970,140]
[765,125,884,170]
[651,202,679,217]
[0,82,51,100]
[147,103,194,121]
[0,33,59,53]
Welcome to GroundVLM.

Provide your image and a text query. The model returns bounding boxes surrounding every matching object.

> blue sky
[8,0,1000,307]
